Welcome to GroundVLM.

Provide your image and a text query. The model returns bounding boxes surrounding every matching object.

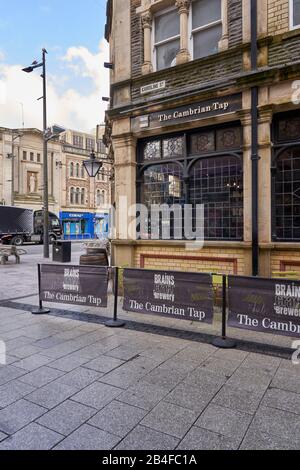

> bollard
[105,267,125,328]
[32,264,50,315]
[212,275,236,349]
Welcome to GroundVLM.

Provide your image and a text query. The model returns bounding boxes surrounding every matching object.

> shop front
[111,83,300,278]
[60,212,94,240]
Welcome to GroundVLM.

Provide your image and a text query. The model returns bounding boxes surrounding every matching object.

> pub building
[104,0,300,278]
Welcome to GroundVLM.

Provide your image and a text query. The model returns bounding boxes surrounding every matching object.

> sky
[0,0,109,132]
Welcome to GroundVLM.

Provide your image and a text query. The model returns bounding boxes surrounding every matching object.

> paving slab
[240,425,300,450]
[18,366,65,388]
[251,405,300,443]
[0,399,46,434]
[72,381,123,410]
[53,424,120,450]
[37,400,96,436]
[0,379,36,409]
[177,426,240,450]
[212,385,265,415]
[0,423,63,450]
[88,400,147,438]
[26,380,78,410]
[116,425,179,451]
[84,356,125,373]
[0,365,27,386]
[271,369,300,394]
[261,387,300,415]
[142,366,186,391]
[141,401,198,439]
[13,354,53,371]
[195,404,252,439]
[118,382,169,411]
[165,382,218,413]
[56,367,102,390]
[48,352,90,372]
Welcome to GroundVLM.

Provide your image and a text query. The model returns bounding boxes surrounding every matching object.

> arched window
[76,163,80,178]
[70,187,75,205]
[81,188,85,205]
[75,188,80,205]
[70,162,74,178]
[81,164,85,179]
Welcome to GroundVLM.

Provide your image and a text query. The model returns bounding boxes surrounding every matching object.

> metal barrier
[33,265,300,349]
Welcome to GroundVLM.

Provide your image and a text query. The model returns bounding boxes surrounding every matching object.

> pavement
[0,244,299,450]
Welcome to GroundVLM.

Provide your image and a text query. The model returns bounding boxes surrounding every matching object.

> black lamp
[83,150,103,178]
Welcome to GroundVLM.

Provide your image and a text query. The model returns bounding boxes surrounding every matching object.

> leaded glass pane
[275,149,300,240]
[163,136,184,158]
[144,140,161,160]
[216,127,242,151]
[190,131,215,154]
[189,156,243,240]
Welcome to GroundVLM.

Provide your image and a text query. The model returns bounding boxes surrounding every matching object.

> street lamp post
[22,48,49,258]
[23,50,65,258]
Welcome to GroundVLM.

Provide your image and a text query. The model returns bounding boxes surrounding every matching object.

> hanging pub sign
[228,276,300,338]
[40,264,108,308]
[123,268,214,324]
[132,93,242,132]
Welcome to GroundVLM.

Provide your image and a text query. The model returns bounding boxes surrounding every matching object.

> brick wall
[268,0,290,35]
[268,34,300,66]
[134,246,247,275]
[131,50,243,101]
[271,250,300,275]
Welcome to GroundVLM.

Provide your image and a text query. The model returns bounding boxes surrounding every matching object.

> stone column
[141,11,153,75]
[219,0,229,51]
[176,0,191,65]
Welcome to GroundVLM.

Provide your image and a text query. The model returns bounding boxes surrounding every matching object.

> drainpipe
[251,0,259,276]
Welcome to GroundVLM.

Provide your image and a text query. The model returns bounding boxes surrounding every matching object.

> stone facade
[105,0,300,278]
[0,127,111,217]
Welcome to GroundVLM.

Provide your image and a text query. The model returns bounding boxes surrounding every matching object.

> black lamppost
[22,50,65,258]
[22,49,50,258]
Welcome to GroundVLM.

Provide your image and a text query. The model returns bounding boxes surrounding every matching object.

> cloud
[0,39,109,132]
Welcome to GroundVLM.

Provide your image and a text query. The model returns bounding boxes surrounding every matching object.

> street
[0,249,299,450]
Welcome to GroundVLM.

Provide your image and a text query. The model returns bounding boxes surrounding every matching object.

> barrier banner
[228,275,300,337]
[123,269,214,324]
[40,264,108,308]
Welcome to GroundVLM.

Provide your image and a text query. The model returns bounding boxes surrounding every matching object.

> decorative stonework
[141,10,153,74]
[175,0,190,14]
[176,0,191,65]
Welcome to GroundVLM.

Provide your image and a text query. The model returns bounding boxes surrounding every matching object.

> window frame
[137,124,243,242]
[189,0,222,61]
[152,5,181,72]
[272,111,300,242]
[290,0,300,30]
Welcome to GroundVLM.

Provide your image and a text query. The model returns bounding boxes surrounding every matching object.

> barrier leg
[105,267,125,328]
[212,275,236,349]
[32,264,50,315]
